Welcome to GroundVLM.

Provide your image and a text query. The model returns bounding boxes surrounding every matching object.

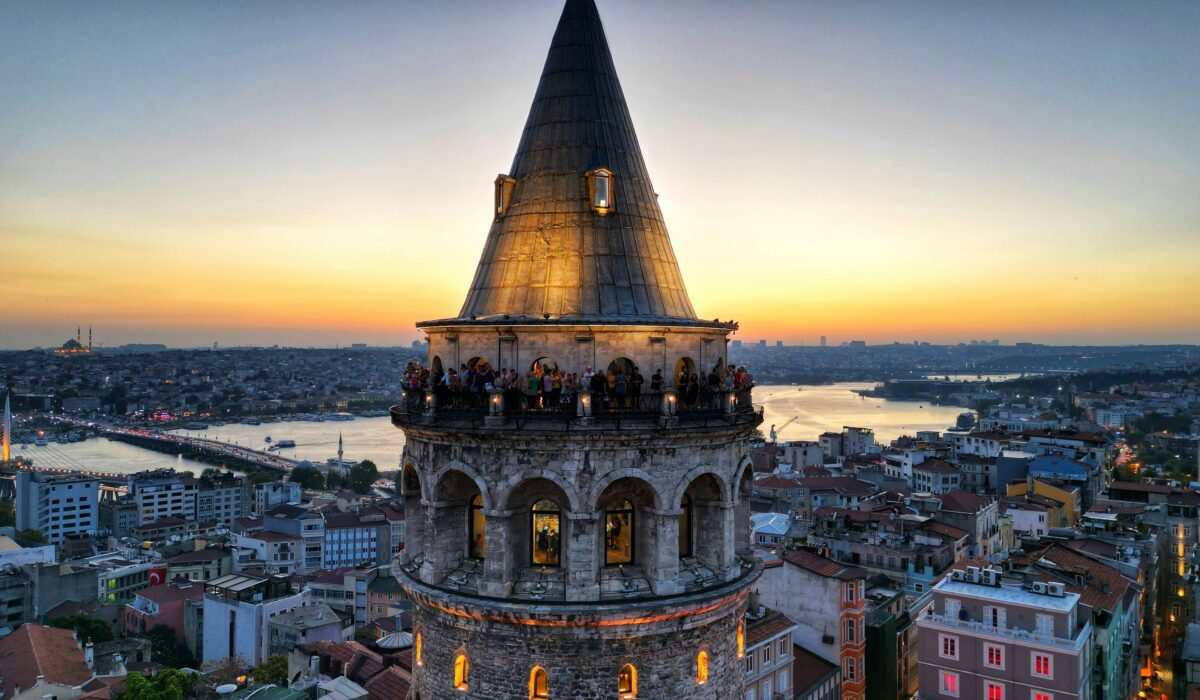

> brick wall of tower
[408,586,749,699]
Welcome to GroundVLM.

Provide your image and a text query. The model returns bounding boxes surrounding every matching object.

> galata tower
[395,1,762,697]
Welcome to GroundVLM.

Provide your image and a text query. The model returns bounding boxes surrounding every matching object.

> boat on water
[327,457,355,468]
[184,422,209,431]
[264,436,272,444]
[34,437,48,446]
[326,413,354,422]
[268,439,297,451]
[244,418,262,426]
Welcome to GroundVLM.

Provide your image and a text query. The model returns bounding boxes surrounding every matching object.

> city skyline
[3,0,1198,349]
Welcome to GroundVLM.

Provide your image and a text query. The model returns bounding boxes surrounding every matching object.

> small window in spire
[587,168,614,215]
[495,175,517,218]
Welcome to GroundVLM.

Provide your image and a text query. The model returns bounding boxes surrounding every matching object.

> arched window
[674,357,696,388]
[454,653,469,691]
[737,620,745,658]
[679,494,692,558]
[469,494,485,559]
[531,500,562,566]
[696,651,709,686]
[618,664,637,698]
[605,499,634,565]
[587,168,614,215]
[529,666,549,699]
[415,632,423,666]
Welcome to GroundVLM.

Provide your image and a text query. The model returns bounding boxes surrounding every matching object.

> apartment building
[13,470,99,545]
[202,572,306,666]
[917,565,1094,700]
[743,605,798,700]
[127,469,197,525]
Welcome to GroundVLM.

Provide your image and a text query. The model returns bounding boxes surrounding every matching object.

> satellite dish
[1124,546,1135,556]
[216,685,238,695]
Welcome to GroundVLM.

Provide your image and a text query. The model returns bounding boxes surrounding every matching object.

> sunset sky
[2,0,1198,349]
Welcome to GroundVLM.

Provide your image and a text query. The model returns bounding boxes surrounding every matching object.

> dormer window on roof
[495,175,517,218]
[587,168,613,215]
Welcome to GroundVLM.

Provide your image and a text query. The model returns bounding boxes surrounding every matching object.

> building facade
[394,2,761,697]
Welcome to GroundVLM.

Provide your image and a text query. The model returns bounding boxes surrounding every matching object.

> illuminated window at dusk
[940,671,958,696]
[618,664,637,697]
[1032,653,1053,678]
[454,654,469,691]
[587,168,614,214]
[529,666,549,699]
[696,651,708,685]
[531,500,562,566]
[986,682,1004,700]
[984,643,1004,669]
[415,632,422,666]
[469,494,485,559]
[605,499,634,565]
[737,620,745,658]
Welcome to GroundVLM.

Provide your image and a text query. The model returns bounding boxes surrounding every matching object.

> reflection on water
[26,380,982,475]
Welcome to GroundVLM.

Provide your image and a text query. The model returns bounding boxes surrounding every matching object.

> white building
[126,469,196,525]
[14,471,99,546]
[202,572,306,666]
[255,481,301,516]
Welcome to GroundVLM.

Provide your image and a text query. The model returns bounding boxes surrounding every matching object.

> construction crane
[769,416,798,442]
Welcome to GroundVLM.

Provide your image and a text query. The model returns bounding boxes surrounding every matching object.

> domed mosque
[393,1,762,697]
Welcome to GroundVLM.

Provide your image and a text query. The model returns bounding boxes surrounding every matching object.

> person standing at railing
[630,366,644,411]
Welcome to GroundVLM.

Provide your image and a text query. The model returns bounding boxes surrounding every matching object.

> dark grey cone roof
[453,0,697,324]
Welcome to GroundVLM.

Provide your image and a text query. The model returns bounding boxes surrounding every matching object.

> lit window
[454,654,469,691]
[469,494,485,559]
[529,666,549,699]
[986,681,1004,700]
[605,499,634,565]
[531,500,562,566]
[941,671,959,697]
[618,664,637,698]
[414,632,422,666]
[587,168,614,215]
[984,643,1004,669]
[696,651,709,685]
[1033,694,1053,700]
[1032,653,1053,679]
[940,634,958,660]
[737,620,745,658]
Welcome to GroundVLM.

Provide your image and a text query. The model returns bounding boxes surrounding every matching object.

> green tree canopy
[16,528,47,544]
[289,466,325,490]
[142,624,197,669]
[324,470,347,490]
[46,613,114,643]
[120,669,192,700]
[251,656,288,686]
[348,460,379,494]
[0,500,14,528]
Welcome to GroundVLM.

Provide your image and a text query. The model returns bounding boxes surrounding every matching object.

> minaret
[2,394,11,463]
[88,326,92,350]
[337,431,343,467]
[394,2,760,697]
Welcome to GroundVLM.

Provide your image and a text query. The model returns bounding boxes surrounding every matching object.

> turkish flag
[148,568,168,586]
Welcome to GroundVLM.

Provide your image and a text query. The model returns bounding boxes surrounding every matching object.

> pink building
[122,580,204,642]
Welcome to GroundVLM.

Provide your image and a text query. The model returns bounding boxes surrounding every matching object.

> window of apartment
[777,638,788,658]
[1032,653,1053,679]
[986,682,1004,700]
[1032,694,1052,700]
[843,619,856,643]
[939,634,959,660]
[762,645,772,664]
[1035,613,1054,637]
[778,668,789,691]
[941,671,959,697]
[843,658,856,682]
[984,605,1006,628]
[745,655,754,673]
[984,643,1005,669]
[944,598,960,620]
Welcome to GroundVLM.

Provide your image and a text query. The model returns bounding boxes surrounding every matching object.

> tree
[324,470,347,490]
[289,466,325,490]
[348,460,379,494]
[248,470,277,486]
[120,669,192,700]
[0,500,13,528]
[204,654,249,687]
[47,613,114,643]
[16,528,47,544]
[200,468,223,480]
[251,656,288,686]
[142,624,197,669]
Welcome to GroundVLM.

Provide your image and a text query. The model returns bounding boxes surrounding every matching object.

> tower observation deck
[394,1,762,697]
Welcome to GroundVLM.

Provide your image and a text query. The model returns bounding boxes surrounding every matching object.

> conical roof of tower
[442,0,701,327]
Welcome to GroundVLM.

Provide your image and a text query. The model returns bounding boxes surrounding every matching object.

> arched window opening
[605,499,634,565]
[618,664,637,698]
[529,666,549,699]
[673,357,696,389]
[696,651,709,685]
[415,632,423,666]
[469,494,485,559]
[587,168,614,215]
[531,500,562,566]
[431,355,444,378]
[737,620,745,658]
[530,358,558,375]
[454,654,469,691]
[679,494,693,558]
[465,356,489,371]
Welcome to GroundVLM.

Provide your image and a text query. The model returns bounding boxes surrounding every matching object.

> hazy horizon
[3,0,1198,348]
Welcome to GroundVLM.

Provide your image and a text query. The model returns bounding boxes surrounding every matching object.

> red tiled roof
[797,476,875,497]
[967,431,1010,441]
[755,475,801,490]
[913,459,959,474]
[363,666,411,700]
[166,548,229,565]
[745,609,796,647]
[134,582,204,605]
[921,520,969,541]
[1107,481,1171,494]
[937,490,990,513]
[783,548,866,580]
[792,644,838,695]
[1020,429,1107,444]
[0,625,93,698]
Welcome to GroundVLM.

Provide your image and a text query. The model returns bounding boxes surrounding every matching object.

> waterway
[19,381,997,475]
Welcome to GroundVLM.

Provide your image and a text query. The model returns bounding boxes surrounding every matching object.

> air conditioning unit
[967,566,981,582]
[951,570,966,582]
[1047,583,1065,597]
[1032,582,1048,594]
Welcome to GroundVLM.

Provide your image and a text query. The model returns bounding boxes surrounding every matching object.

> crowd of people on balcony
[400,359,754,414]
